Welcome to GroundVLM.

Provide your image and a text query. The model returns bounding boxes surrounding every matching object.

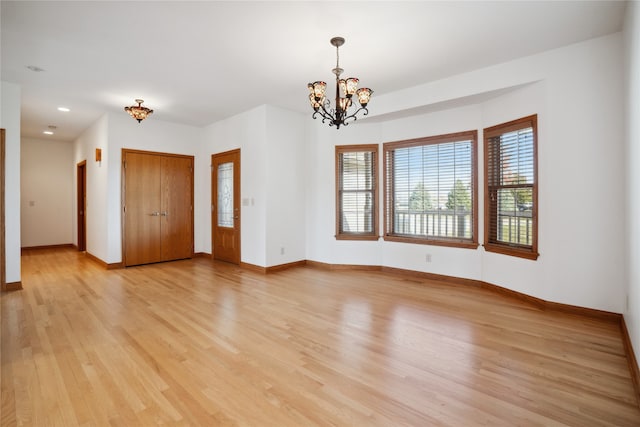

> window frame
[335,144,379,241]
[483,115,539,260]
[383,131,479,249]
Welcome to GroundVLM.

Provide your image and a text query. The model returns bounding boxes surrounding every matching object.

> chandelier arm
[315,99,337,123]
[321,99,334,119]
[341,115,355,127]
[312,109,335,125]
[342,107,370,125]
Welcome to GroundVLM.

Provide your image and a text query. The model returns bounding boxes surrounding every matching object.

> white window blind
[484,115,538,259]
[336,146,378,239]
[384,132,477,246]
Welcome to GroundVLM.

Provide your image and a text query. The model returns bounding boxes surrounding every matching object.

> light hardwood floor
[2,248,639,426]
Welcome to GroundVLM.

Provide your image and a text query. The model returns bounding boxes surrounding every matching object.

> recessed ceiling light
[26,65,45,72]
[57,107,70,112]
[43,125,57,135]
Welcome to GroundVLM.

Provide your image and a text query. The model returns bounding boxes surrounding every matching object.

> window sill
[383,235,479,249]
[484,243,539,260]
[335,234,380,241]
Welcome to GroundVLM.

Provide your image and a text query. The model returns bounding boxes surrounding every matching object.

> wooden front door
[77,161,87,252]
[122,150,193,266]
[212,149,240,264]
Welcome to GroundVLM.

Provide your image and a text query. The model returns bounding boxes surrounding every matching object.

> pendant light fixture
[124,99,153,123]
[307,37,373,129]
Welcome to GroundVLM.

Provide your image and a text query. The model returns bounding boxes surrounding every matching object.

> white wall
[481,34,624,311]
[199,105,267,266]
[21,138,73,247]
[0,81,21,283]
[380,105,485,280]
[306,33,625,313]
[73,112,203,264]
[199,105,307,268]
[305,119,385,266]
[265,105,306,267]
[624,0,640,369]
[106,113,203,263]
[201,106,268,267]
[73,114,109,262]
[72,104,303,269]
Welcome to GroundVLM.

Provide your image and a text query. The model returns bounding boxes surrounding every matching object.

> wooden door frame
[1,129,5,290]
[211,149,241,264]
[77,160,87,252]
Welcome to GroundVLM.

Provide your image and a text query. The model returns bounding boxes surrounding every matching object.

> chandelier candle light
[308,37,373,129]
[125,99,153,123]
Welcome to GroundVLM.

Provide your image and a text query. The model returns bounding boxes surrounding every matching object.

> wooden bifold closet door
[122,150,194,266]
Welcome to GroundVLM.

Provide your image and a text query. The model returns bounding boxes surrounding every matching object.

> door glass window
[217,162,234,227]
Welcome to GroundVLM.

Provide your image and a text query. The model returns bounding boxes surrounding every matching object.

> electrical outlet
[280,247,285,255]
[425,253,432,263]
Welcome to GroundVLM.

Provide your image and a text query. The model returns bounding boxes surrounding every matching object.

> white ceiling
[1,1,627,142]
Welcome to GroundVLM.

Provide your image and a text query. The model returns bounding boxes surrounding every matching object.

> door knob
[149,212,160,216]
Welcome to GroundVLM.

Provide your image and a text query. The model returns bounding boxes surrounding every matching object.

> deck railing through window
[496,209,533,246]
[393,209,532,243]
[394,209,472,239]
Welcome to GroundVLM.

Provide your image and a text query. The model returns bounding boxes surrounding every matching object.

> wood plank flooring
[2,247,639,426]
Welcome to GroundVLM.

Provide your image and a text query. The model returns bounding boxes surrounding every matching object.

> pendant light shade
[125,99,153,123]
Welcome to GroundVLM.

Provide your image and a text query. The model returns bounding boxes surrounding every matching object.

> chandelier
[308,37,373,129]
[124,99,153,123]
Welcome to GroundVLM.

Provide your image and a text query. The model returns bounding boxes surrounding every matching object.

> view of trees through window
[484,115,538,259]
[408,179,472,212]
[489,128,535,247]
[336,117,536,259]
[384,132,477,246]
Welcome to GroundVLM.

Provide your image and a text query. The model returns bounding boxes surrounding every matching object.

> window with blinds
[335,145,379,240]
[383,131,478,248]
[484,115,539,260]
